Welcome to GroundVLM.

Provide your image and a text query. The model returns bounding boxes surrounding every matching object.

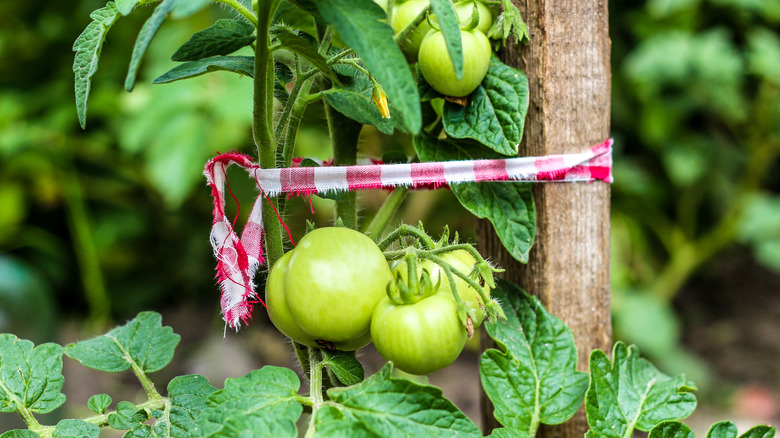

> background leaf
[480,281,589,434]
[443,56,529,156]
[64,311,180,373]
[315,0,422,133]
[315,363,481,437]
[72,2,122,128]
[125,0,177,91]
[0,431,40,438]
[585,342,697,438]
[171,19,255,61]
[273,28,340,82]
[0,335,65,414]
[153,56,255,83]
[201,367,302,437]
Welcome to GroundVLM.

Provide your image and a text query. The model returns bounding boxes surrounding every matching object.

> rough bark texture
[478,0,612,436]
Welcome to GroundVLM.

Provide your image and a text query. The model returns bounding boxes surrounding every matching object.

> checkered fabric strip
[205,139,613,329]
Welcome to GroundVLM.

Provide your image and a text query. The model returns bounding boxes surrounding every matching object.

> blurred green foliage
[610,0,780,383]
[0,0,777,398]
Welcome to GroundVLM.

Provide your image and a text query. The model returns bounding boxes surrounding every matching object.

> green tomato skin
[266,250,372,351]
[283,227,392,344]
[391,0,432,62]
[418,29,492,97]
[455,1,492,34]
[371,292,468,375]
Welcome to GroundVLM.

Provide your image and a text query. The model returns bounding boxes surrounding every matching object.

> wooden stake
[478,0,612,436]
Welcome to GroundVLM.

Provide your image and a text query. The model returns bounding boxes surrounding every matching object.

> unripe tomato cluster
[390,0,494,97]
[265,227,490,375]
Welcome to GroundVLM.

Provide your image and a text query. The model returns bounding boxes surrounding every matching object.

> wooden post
[478,0,612,436]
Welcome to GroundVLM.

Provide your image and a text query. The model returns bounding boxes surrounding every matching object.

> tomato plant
[0,0,752,437]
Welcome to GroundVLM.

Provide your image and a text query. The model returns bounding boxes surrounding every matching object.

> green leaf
[273,28,340,83]
[429,0,463,79]
[451,183,535,263]
[274,60,294,104]
[706,422,777,438]
[87,393,112,414]
[315,0,422,133]
[738,426,776,438]
[172,19,255,61]
[167,374,217,437]
[125,0,177,91]
[480,281,589,434]
[487,0,529,45]
[53,419,100,438]
[153,56,255,83]
[322,75,409,135]
[443,56,529,156]
[747,27,780,83]
[115,0,140,15]
[0,335,65,414]
[649,421,695,438]
[64,311,180,373]
[486,429,531,438]
[108,401,149,431]
[585,342,697,438]
[72,1,122,129]
[321,349,364,386]
[201,367,302,437]
[316,363,481,437]
[0,431,40,438]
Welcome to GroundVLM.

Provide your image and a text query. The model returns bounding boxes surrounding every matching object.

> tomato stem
[377,224,436,251]
[364,186,409,239]
[394,3,432,44]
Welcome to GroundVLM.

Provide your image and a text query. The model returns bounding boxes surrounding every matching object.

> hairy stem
[254,0,285,266]
[210,0,258,26]
[304,348,325,438]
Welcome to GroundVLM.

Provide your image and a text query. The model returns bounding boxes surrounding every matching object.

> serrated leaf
[125,0,177,91]
[429,0,463,79]
[323,75,409,135]
[0,335,65,414]
[480,281,588,434]
[108,401,150,430]
[0,431,39,438]
[585,342,697,438]
[172,19,255,61]
[167,374,217,437]
[153,56,255,83]
[201,366,302,437]
[443,56,529,155]
[115,0,140,15]
[273,28,340,83]
[315,0,422,133]
[451,182,535,263]
[315,363,480,437]
[88,393,112,414]
[72,2,122,129]
[64,311,180,373]
[53,419,100,438]
[649,421,695,438]
[321,349,364,386]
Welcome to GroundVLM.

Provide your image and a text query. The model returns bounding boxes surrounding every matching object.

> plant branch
[364,187,409,239]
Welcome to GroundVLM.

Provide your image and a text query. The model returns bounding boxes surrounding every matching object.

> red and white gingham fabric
[206,139,613,329]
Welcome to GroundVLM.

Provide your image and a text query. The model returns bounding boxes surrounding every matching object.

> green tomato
[265,227,391,350]
[371,291,468,375]
[455,1,492,34]
[391,0,432,62]
[418,28,491,97]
